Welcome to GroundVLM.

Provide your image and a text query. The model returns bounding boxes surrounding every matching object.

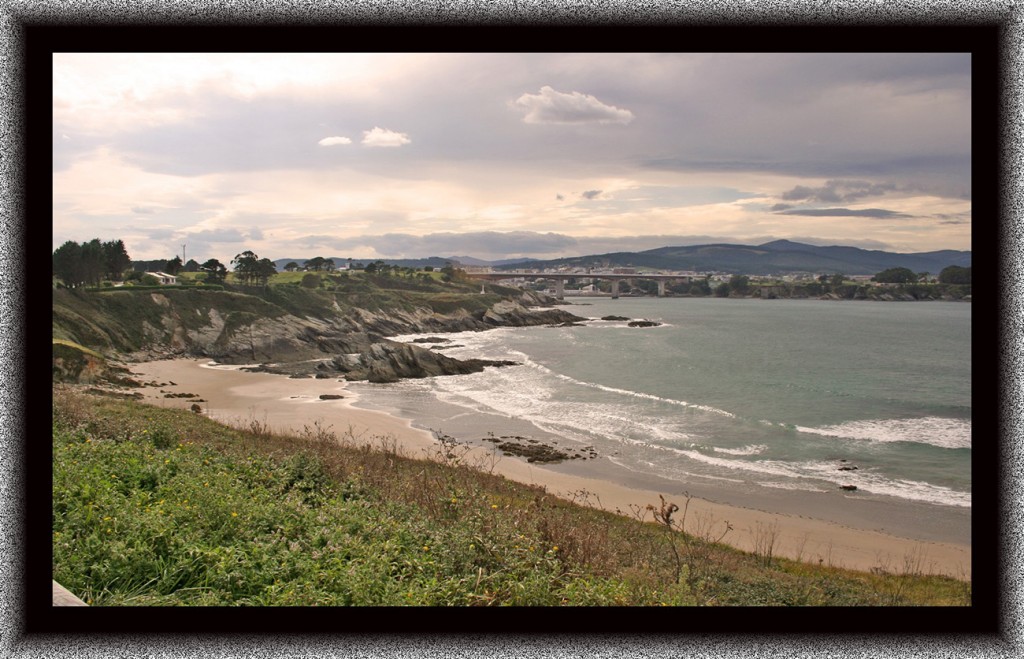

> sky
[52,52,972,264]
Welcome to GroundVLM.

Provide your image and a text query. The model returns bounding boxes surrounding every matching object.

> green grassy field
[52,387,971,607]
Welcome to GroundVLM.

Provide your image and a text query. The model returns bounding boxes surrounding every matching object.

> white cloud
[318,136,352,146]
[362,127,411,148]
[514,86,635,125]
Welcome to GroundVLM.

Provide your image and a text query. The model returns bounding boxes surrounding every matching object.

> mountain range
[490,240,971,276]
[270,240,969,277]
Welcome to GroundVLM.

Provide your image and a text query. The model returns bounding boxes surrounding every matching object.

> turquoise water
[349,298,971,511]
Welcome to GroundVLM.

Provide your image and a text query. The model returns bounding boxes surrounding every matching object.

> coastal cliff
[52,282,583,382]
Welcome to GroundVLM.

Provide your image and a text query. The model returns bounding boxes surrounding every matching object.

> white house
[145,271,178,285]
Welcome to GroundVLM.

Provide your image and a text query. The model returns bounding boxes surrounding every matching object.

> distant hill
[272,256,539,271]
[494,240,971,276]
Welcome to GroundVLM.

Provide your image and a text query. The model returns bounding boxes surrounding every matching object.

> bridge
[463,271,695,300]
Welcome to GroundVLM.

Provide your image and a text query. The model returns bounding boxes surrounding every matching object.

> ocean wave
[712,444,768,456]
[636,447,971,508]
[795,417,971,450]
[758,481,831,493]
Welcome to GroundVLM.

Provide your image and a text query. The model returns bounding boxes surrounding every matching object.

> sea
[345,297,972,539]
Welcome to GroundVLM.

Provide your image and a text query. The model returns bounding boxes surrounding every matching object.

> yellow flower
[231,511,238,517]
[491,504,498,509]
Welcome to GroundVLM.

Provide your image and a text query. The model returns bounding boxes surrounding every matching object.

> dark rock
[628,320,661,328]
[329,340,519,383]
[601,315,630,321]
[190,403,202,413]
[412,337,451,344]
[838,466,859,471]
[840,485,858,491]
[319,394,345,400]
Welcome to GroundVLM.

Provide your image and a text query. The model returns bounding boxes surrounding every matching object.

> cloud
[775,208,911,219]
[514,86,634,125]
[780,179,898,203]
[307,231,579,259]
[183,228,249,243]
[581,190,602,200]
[555,194,565,201]
[318,136,352,146]
[769,203,794,212]
[361,127,411,148]
[249,227,264,241]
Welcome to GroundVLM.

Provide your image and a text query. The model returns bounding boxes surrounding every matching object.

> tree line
[52,239,132,289]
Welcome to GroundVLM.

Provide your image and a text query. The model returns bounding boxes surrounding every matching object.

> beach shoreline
[126,357,972,579]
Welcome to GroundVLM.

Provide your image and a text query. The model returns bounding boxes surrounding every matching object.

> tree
[323,258,335,272]
[728,274,749,295]
[830,273,845,287]
[254,258,277,287]
[165,256,183,275]
[938,265,971,285]
[304,257,325,272]
[53,240,84,288]
[284,262,299,272]
[232,250,260,285]
[871,267,917,284]
[79,239,106,287]
[184,259,201,272]
[200,258,227,284]
[102,239,132,281]
[714,281,731,297]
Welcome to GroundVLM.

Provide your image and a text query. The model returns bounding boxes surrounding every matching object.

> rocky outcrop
[58,287,586,382]
[328,340,518,383]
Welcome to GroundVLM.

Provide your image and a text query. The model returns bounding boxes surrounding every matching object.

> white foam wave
[759,481,831,493]
[519,358,736,418]
[796,417,971,450]
[712,444,768,456]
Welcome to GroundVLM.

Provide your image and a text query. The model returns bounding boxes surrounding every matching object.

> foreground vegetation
[53,387,970,607]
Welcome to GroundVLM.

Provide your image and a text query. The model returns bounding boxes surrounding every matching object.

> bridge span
[464,271,695,300]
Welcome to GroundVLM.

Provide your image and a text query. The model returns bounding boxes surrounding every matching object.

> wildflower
[422,545,429,552]
[491,504,498,509]
[231,512,238,517]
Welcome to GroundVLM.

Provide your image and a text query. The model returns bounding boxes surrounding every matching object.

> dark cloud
[581,190,602,200]
[770,203,794,212]
[775,208,912,219]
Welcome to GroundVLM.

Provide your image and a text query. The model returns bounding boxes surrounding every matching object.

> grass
[52,386,971,607]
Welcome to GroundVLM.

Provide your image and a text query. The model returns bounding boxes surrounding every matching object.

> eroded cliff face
[126,293,581,380]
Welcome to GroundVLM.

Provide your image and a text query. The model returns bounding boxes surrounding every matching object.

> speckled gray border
[2,1,1019,657]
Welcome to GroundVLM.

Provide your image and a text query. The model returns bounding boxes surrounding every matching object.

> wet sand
[127,358,971,578]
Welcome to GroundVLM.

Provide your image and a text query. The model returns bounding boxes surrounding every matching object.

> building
[145,271,178,285]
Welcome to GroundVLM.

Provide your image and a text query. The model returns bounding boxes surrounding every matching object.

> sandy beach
[127,358,972,579]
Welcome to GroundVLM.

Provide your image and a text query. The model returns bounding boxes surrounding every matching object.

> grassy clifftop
[52,387,970,607]
[52,273,527,358]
